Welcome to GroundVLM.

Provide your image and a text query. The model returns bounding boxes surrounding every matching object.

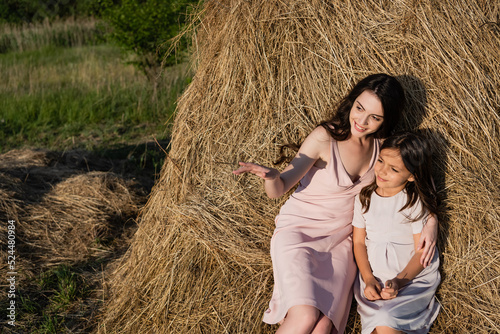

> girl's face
[374,148,415,197]
[349,90,384,139]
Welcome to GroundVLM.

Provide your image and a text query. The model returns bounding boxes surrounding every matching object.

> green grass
[19,294,40,314]
[3,265,89,333]
[0,17,103,54]
[37,314,60,334]
[38,265,86,309]
[0,21,191,154]
[0,18,188,332]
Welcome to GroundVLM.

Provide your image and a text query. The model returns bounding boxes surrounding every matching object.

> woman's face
[349,90,384,139]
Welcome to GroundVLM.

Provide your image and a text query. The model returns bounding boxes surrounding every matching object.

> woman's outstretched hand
[232,162,280,180]
[233,162,286,198]
[417,213,438,267]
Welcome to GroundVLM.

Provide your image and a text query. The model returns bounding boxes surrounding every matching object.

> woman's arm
[417,213,438,267]
[233,126,331,198]
[353,226,382,301]
[381,233,425,299]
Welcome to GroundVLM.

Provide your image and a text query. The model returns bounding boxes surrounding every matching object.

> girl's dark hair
[275,74,405,165]
[359,132,439,221]
[320,73,406,141]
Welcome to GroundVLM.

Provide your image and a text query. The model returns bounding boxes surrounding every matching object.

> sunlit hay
[0,148,56,169]
[23,172,143,264]
[100,0,500,332]
[0,173,23,221]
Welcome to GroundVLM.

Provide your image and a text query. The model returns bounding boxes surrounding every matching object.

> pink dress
[263,138,380,333]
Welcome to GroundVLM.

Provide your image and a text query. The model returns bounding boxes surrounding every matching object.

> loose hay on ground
[23,172,143,264]
[0,149,147,266]
[100,1,500,333]
[0,148,149,332]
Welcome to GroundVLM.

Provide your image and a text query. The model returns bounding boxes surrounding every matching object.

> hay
[100,0,500,332]
[23,171,143,264]
[0,149,146,265]
[0,148,150,331]
[0,173,24,269]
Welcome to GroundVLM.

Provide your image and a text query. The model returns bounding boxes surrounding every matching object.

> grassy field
[0,17,191,333]
[0,17,191,155]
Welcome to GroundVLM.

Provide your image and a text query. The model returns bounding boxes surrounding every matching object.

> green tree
[99,0,198,82]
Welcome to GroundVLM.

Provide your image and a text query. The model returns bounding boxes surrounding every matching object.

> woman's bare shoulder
[299,126,332,163]
[309,125,334,142]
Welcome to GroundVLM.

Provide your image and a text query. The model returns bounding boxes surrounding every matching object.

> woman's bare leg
[310,313,333,334]
[276,305,320,334]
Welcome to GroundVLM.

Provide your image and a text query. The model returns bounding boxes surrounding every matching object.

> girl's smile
[374,148,415,197]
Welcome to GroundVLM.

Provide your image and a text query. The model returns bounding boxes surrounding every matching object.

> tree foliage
[99,0,198,79]
[0,0,198,80]
[0,0,100,24]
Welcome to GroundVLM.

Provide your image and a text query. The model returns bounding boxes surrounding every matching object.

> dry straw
[23,171,143,264]
[100,0,500,332]
[0,149,145,267]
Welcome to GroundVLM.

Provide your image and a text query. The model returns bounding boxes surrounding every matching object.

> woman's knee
[311,313,333,334]
[286,305,320,328]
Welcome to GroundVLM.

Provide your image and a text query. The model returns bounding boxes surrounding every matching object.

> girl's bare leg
[372,326,403,334]
[276,305,320,334]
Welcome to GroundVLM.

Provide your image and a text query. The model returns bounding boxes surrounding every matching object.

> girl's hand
[232,162,280,180]
[363,276,382,301]
[417,213,438,267]
[381,279,400,300]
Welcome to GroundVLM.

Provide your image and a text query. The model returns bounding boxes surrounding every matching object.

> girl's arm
[381,233,425,300]
[417,213,438,267]
[233,126,331,198]
[353,226,382,301]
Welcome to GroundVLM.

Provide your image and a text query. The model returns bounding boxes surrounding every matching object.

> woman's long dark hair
[275,73,405,164]
[320,73,405,140]
[359,132,439,221]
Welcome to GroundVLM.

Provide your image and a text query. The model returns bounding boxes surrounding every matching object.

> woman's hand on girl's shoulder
[417,213,438,267]
[232,162,280,180]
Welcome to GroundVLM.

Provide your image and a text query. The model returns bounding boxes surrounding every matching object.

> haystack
[100,1,500,332]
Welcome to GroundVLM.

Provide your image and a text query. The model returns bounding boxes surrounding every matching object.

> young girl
[352,132,441,334]
[233,74,438,334]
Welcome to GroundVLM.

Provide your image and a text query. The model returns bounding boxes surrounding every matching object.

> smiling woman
[99,1,500,333]
[349,90,384,137]
[231,74,438,334]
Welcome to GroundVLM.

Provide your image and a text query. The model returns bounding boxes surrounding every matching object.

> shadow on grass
[0,138,169,333]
